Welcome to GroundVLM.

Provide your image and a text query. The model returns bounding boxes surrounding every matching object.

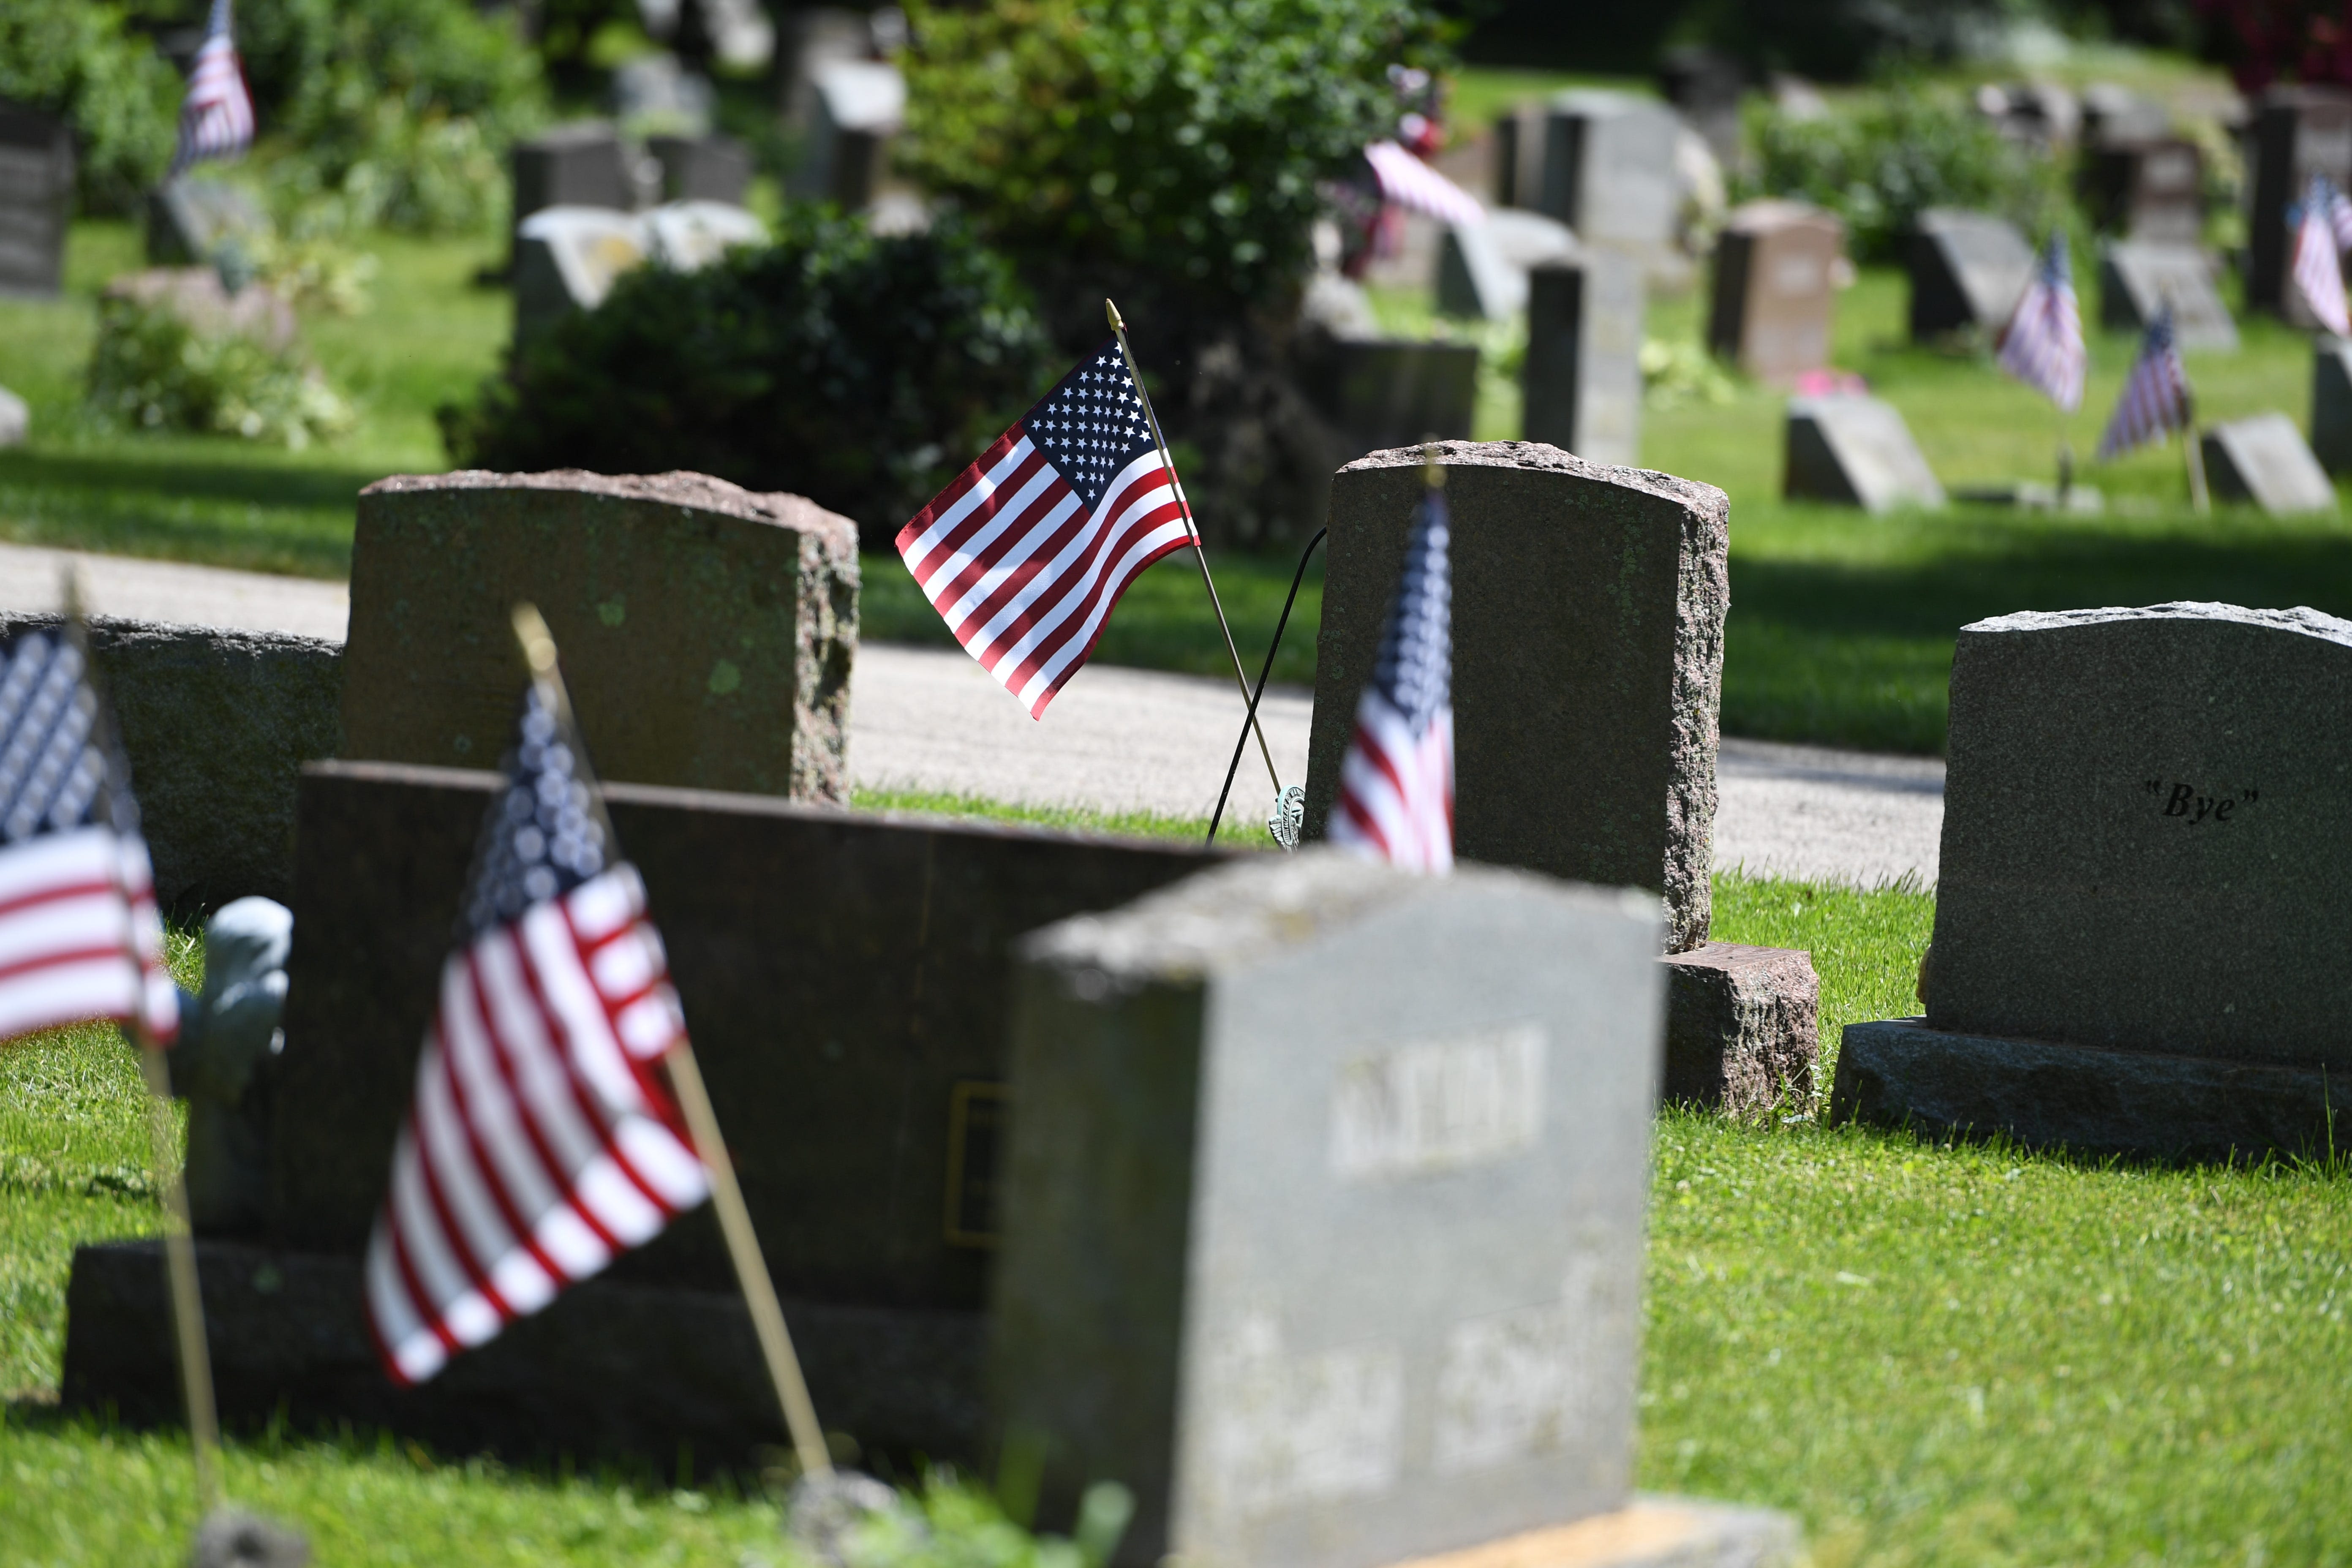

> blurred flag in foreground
[365,684,708,1385]
[0,628,177,1047]
[1330,474,1454,872]
[2293,174,2351,338]
[2096,308,2191,461]
[1997,233,2086,413]
[170,0,255,179]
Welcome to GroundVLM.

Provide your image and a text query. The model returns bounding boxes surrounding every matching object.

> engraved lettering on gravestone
[1329,1023,1545,1182]
[1206,1307,1404,1517]
[942,1079,1006,1248]
[1433,1254,1612,1474]
[2145,778,2256,824]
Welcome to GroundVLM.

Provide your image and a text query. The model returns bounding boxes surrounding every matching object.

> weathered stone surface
[1783,396,1945,513]
[1907,209,2034,340]
[1536,91,1681,252]
[2079,136,2203,246]
[511,121,632,226]
[0,100,74,295]
[2312,337,2352,475]
[1374,1499,1802,1568]
[1523,251,1644,467]
[1932,603,2352,1066]
[342,470,858,803]
[0,614,343,912]
[1304,442,1726,953]
[2097,242,2237,350]
[1706,201,1845,384]
[648,133,753,204]
[2200,414,2336,515]
[2246,86,2352,316]
[1832,1020,2352,1161]
[1437,210,1579,321]
[1661,943,1819,1111]
[995,853,1665,1568]
[62,1238,985,1469]
[268,761,1218,1311]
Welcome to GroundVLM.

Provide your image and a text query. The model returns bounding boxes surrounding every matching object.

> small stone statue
[164,898,292,1235]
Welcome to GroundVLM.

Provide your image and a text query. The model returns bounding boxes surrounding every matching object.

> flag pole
[2182,387,2210,514]
[1105,299,1283,797]
[509,605,833,1484]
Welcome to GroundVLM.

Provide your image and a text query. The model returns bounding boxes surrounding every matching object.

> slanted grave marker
[2098,242,2237,349]
[1907,208,2034,340]
[2200,413,2336,515]
[1783,395,1945,512]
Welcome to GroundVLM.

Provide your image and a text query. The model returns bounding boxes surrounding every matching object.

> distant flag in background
[896,344,1193,719]
[2292,174,2352,337]
[1330,470,1454,872]
[0,629,177,1048]
[2329,176,2352,254]
[365,684,708,1386]
[169,0,255,180]
[1997,233,2086,413]
[2096,308,2192,461]
[1364,140,1485,227]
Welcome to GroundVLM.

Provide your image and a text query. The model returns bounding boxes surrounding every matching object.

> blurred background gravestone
[512,201,765,341]
[1522,251,1644,466]
[2097,242,2236,349]
[1298,339,1481,466]
[648,133,752,204]
[145,176,264,269]
[2311,338,2352,475]
[2080,136,2202,245]
[2246,85,2352,319]
[1906,208,2034,341]
[511,121,634,234]
[1534,91,1682,277]
[1436,210,1578,321]
[0,100,73,295]
[1784,396,1944,512]
[2200,414,2336,515]
[792,59,906,212]
[1658,46,1747,168]
[1706,199,1845,383]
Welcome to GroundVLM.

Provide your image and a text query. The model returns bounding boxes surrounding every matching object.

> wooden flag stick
[2182,389,2211,514]
[509,605,832,1482]
[1105,299,1283,797]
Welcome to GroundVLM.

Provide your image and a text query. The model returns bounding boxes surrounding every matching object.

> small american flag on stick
[0,628,177,1048]
[2096,309,2191,461]
[1330,467,1453,872]
[2293,174,2351,338]
[169,0,255,180]
[1997,233,2086,413]
[897,343,1193,718]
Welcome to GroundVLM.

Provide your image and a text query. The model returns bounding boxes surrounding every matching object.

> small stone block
[1907,209,2034,340]
[190,1509,310,1568]
[1831,1020,2352,1161]
[2200,413,2336,515]
[1523,252,1644,467]
[1661,943,1820,1112]
[1783,396,1945,512]
[1373,1498,1801,1568]
[2097,242,2237,350]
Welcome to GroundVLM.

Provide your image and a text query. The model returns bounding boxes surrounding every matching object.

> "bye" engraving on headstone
[1328,1023,1546,1181]
[2143,777,2259,825]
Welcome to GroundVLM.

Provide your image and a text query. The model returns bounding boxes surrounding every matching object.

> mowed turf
[4,845,2347,1564]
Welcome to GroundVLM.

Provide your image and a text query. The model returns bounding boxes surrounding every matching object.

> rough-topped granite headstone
[2097,242,2237,349]
[341,470,857,803]
[1907,209,2035,340]
[1706,200,1844,384]
[1835,603,2352,1157]
[0,100,74,294]
[1522,250,1644,467]
[1784,396,1945,512]
[2200,414,2336,515]
[2311,338,2352,474]
[2247,86,2352,317]
[994,852,1793,1568]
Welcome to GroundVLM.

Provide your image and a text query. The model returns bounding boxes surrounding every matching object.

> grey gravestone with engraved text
[1907,208,2035,340]
[1521,250,1644,466]
[1835,603,2352,1157]
[1784,396,1945,512]
[2200,413,2337,515]
[2311,338,2352,474]
[2098,242,2237,350]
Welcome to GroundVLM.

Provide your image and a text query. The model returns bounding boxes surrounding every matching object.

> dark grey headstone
[0,100,73,295]
[1706,199,1843,384]
[1783,395,1944,512]
[0,384,24,447]
[1537,90,1680,250]
[792,59,904,209]
[512,121,633,225]
[1304,442,1726,953]
[1522,250,1644,466]
[1435,210,1577,321]
[144,176,264,268]
[2246,86,2352,315]
[1660,46,1746,166]
[992,853,1665,1568]
[1298,340,1480,462]
[648,133,753,204]
[2097,241,2236,350]
[1906,208,2034,340]
[2200,413,2336,515]
[2079,82,2171,149]
[2080,136,2203,246]
[2311,337,2352,475]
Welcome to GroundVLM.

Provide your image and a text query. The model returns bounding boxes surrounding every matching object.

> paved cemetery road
[0,542,1943,886]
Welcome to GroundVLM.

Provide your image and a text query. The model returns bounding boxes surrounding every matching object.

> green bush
[87,292,356,449]
[1739,89,2073,263]
[0,0,179,214]
[897,0,1449,348]
[440,211,1057,548]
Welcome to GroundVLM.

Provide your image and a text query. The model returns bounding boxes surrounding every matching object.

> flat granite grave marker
[1907,208,2035,341]
[1784,395,1945,512]
[2200,413,2336,515]
[994,852,1798,1568]
[1706,200,1844,384]
[2247,85,2352,316]
[1836,604,2352,1158]
[1435,210,1577,321]
[0,100,73,294]
[63,761,1226,1465]
[1522,250,1644,466]
[2311,337,2352,474]
[2097,241,2237,349]
[340,470,857,802]
[1304,443,1819,1104]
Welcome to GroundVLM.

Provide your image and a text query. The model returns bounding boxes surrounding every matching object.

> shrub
[0,0,179,214]
[440,211,1058,549]
[1738,89,2073,262]
[87,289,356,449]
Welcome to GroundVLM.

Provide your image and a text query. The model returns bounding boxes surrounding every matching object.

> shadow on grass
[0,448,381,578]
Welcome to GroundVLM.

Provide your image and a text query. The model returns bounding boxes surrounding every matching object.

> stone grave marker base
[63,1239,984,1472]
[1832,1020,2352,1161]
[1375,1501,1799,1568]
[1663,944,1820,1112]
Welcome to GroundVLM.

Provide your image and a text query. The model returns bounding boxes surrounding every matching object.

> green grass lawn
[5,820,2347,1564]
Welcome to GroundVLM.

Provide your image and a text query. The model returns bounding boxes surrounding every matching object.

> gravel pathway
[0,541,1943,886]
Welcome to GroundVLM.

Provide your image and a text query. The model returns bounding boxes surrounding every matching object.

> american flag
[2292,174,2351,338]
[169,0,255,180]
[896,343,1193,718]
[2329,177,2352,253]
[1329,480,1453,871]
[1364,140,1485,227]
[1997,233,2085,413]
[0,629,177,1047]
[365,684,708,1386]
[2095,308,2191,461]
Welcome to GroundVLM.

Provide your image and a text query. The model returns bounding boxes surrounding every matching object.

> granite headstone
[511,121,634,227]
[2200,413,2336,515]
[2097,242,2237,350]
[1783,395,1945,512]
[340,470,858,802]
[1521,251,1644,467]
[0,100,74,294]
[2246,85,2352,317]
[1906,208,2035,341]
[792,59,905,210]
[2079,136,2202,245]
[1435,210,1578,321]
[648,133,753,204]
[512,206,647,338]
[2310,336,2352,475]
[1535,91,1681,253]
[1705,200,1844,384]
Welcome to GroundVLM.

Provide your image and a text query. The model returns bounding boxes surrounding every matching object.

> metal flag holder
[1206,528,1325,849]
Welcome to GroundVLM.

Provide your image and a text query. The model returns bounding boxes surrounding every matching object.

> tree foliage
[0,0,179,214]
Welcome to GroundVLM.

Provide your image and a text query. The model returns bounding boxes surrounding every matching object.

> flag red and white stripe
[1331,485,1454,872]
[1365,140,1485,227]
[170,0,255,179]
[2294,176,2350,338]
[897,344,1193,718]
[367,862,707,1385]
[1997,233,2085,413]
[2096,309,2190,461]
